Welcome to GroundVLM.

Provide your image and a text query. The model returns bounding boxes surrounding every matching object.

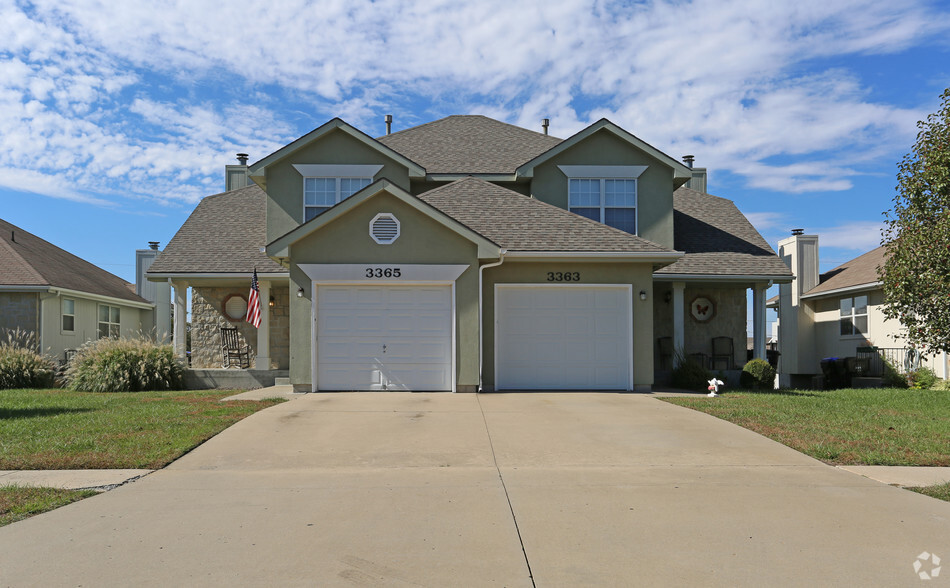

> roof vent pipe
[791,228,804,236]
[682,155,695,169]
[541,118,550,135]
[385,114,393,135]
[236,153,249,165]
[148,241,160,250]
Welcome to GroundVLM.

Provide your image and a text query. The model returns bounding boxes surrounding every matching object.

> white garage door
[495,285,632,390]
[317,285,453,391]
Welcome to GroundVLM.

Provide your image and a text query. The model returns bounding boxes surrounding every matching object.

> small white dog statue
[707,377,724,397]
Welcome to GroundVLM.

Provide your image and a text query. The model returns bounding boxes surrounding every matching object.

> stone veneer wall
[0,292,38,337]
[653,285,747,369]
[190,286,290,369]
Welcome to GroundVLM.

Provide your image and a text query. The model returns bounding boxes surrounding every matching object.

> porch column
[672,281,685,366]
[752,283,767,360]
[172,281,188,360]
[255,279,271,370]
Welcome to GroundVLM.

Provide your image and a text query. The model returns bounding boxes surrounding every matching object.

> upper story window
[98,304,120,339]
[840,294,868,337]
[62,298,75,332]
[293,164,383,222]
[558,165,647,235]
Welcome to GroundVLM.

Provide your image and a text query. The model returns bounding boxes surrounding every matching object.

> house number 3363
[547,271,581,282]
[365,267,401,278]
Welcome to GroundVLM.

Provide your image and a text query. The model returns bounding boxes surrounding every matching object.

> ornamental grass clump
[66,337,184,392]
[740,358,776,390]
[0,329,55,389]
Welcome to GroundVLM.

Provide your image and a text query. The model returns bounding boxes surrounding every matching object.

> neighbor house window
[62,298,75,332]
[568,178,638,234]
[303,177,372,221]
[98,305,120,339]
[840,295,868,337]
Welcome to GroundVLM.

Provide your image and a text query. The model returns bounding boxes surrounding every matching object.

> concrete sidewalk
[1,393,948,587]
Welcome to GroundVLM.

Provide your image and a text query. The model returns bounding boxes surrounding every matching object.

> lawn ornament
[707,377,724,397]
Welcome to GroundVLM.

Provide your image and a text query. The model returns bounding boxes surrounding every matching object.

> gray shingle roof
[805,246,884,296]
[0,218,147,303]
[418,177,673,253]
[148,185,285,274]
[377,115,563,174]
[656,187,793,277]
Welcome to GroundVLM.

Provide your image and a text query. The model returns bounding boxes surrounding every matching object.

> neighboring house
[773,231,948,387]
[0,218,164,363]
[148,115,792,392]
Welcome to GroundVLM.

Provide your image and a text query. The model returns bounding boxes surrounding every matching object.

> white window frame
[293,164,382,222]
[98,304,120,339]
[62,298,75,333]
[559,165,647,235]
[839,294,868,338]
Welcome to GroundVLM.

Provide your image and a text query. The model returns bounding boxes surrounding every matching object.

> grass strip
[908,482,950,502]
[0,389,284,469]
[663,388,950,466]
[0,485,99,527]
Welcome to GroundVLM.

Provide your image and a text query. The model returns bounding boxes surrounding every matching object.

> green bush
[740,358,776,390]
[66,337,184,392]
[908,366,939,390]
[0,329,55,389]
[671,353,713,391]
[882,359,909,388]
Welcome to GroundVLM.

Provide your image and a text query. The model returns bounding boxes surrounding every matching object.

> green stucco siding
[530,130,675,249]
[287,192,480,389]
[265,129,413,244]
[482,261,656,390]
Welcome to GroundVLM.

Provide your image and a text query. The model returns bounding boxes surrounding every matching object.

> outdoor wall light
[268,296,275,307]
[296,287,304,298]
[664,292,672,304]
[639,290,647,301]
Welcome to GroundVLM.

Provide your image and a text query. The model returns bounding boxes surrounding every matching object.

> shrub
[882,359,909,388]
[740,358,776,390]
[933,379,950,391]
[671,353,713,391]
[0,329,55,389]
[908,366,939,390]
[66,337,184,392]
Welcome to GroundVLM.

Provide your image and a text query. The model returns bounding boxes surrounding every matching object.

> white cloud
[813,221,885,251]
[0,0,947,209]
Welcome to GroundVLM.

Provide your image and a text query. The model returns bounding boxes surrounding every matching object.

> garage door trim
[493,283,633,391]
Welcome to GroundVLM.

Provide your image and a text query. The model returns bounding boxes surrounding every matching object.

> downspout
[478,249,507,393]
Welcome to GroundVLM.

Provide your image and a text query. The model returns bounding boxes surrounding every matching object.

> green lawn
[663,388,950,466]
[909,482,950,501]
[0,389,284,469]
[0,485,98,527]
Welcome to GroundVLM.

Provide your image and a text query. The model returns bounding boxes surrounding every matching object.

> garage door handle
[382,344,387,353]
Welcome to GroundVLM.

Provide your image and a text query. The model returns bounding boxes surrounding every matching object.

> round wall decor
[222,293,248,322]
[690,296,715,322]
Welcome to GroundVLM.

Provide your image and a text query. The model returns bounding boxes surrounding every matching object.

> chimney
[541,118,550,135]
[225,153,251,192]
[776,229,820,380]
[682,155,707,193]
[385,114,393,135]
[148,241,160,250]
[136,242,162,301]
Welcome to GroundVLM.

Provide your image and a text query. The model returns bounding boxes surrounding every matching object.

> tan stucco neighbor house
[148,115,792,392]
[0,218,162,364]
[774,233,949,387]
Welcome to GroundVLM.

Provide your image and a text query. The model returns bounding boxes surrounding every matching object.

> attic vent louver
[370,213,400,245]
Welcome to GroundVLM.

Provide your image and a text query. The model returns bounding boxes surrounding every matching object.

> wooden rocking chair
[220,327,251,368]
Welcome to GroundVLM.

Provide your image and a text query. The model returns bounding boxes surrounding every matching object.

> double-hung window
[98,304,120,339]
[62,299,75,332]
[293,164,383,222]
[559,165,647,235]
[839,295,868,337]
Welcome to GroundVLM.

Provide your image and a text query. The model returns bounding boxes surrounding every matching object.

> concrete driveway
[1,393,948,587]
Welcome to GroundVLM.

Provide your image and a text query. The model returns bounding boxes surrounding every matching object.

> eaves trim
[801,281,881,300]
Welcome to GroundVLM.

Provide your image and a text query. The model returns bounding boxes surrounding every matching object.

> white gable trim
[558,165,648,178]
[293,164,384,178]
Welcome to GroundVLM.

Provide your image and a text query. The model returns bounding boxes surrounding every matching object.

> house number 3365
[365,267,401,278]
[547,271,581,282]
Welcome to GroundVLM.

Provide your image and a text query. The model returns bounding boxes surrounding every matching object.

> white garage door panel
[496,285,631,390]
[317,285,453,391]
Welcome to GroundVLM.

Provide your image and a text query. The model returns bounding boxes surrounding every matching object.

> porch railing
[855,346,924,376]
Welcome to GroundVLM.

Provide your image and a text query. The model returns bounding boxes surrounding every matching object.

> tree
[880,87,950,353]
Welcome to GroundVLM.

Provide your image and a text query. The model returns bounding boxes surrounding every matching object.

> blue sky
[2,0,949,334]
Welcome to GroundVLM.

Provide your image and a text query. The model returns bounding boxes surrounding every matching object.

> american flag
[246,269,261,328]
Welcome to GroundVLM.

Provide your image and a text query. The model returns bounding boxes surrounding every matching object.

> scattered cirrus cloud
[0,0,948,209]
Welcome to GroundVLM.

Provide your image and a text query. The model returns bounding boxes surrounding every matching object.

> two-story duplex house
[148,115,792,392]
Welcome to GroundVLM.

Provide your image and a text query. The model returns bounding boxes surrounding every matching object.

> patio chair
[711,336,734,370]
[657,336,673,370]
[220,327,251,368]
